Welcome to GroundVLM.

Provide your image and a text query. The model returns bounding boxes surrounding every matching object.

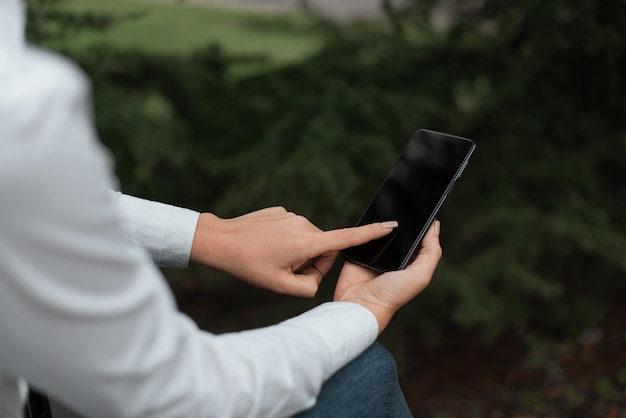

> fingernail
[380,221,398,229]
[434,220,440,237]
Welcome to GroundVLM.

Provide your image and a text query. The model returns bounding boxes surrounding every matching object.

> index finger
[313,221,398,254]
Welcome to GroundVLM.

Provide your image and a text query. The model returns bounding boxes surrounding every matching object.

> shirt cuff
[282,301,379,374]
[113,193,200,268]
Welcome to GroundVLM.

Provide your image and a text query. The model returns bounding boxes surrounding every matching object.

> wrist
[359,304,393,335]
[334,296,394,335]
[189,212,224,267]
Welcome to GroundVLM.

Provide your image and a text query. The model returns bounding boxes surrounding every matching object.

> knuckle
[294,215,310,226]
[342,228,357,242]
[304,235,319,250]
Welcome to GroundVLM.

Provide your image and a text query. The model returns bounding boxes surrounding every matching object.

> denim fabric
[295,343,413,418]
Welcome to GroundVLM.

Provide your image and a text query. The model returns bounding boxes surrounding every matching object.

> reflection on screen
[343,130,474,271]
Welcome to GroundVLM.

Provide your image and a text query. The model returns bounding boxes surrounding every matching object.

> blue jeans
[294,343,413,418]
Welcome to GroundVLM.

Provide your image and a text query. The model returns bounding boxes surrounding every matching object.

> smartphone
[342,129,475,272]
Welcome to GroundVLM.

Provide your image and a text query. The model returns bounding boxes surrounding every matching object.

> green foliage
[26,0,128,44]
[594,377,622,401]
[36,0,323,66]
[31,0,626,349]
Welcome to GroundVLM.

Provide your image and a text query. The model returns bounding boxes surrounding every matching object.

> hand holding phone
[342,129,475,272]
[335,220,442,333]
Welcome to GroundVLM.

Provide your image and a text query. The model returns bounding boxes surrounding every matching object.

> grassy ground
[52,0,323,63]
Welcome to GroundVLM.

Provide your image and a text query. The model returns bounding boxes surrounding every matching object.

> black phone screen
[342,129,475,272]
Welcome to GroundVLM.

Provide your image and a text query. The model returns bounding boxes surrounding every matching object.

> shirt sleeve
[109,191,200,269]
[0,47,379,418]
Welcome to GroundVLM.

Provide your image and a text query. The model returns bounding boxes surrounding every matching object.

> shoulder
[0,46,115,211]
[0,47,90,131]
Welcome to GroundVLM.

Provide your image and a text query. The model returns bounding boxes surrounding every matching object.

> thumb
[404,220,442,279]
[315,221,398,253]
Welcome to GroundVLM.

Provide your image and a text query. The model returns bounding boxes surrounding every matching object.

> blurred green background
[29,0,626,415]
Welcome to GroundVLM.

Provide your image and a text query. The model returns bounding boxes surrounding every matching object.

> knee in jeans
[359,342,400,383]
[372,343,399,373]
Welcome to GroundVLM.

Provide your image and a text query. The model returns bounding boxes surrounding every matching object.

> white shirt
[0,1,378,417]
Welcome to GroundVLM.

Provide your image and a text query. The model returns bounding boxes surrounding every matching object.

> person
[0,0,442,417]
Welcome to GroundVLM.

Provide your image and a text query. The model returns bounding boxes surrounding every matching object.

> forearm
[0,257,376,418]
[193,302,378,417]
[109,191,200,268]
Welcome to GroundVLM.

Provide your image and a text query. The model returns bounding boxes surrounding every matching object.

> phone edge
[341,130,476,272]
[398,138,476,270]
